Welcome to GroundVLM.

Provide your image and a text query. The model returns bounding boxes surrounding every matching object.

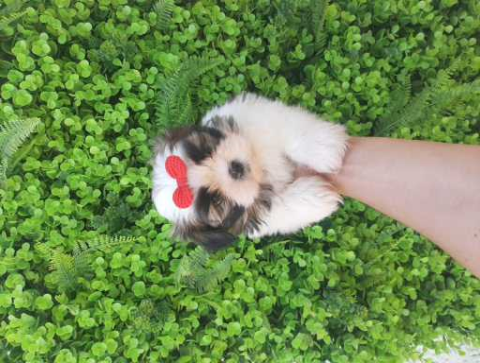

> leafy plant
[0,0,28,31]
[87,40,121,72]
[35,236,137,292]
[152,0,175,31]
[154,57,221,131]
[375,59,480,136]
[132,299,172,334]
[0,9,27,31]
[91,200,140,234]
[0,117,40,185]
[309,0,330,54]
[175,247,236,293]
[275,0,329,48]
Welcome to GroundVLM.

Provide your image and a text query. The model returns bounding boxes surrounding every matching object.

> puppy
[152,93,348,251]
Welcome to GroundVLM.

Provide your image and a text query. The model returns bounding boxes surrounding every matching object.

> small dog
[152,93,348,251]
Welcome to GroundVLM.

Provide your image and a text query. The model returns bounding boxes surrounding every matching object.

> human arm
[326,137,480,279]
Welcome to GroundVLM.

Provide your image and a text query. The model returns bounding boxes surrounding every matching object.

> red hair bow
[165,155,194,209]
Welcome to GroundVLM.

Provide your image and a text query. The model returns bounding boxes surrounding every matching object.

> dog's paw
[286,120,349,174]
[248,176,341,239]
[314,123,349,174]
[285,176,342,220]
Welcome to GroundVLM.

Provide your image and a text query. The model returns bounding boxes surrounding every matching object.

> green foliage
[310,0,330,54]
[152,0,175,31]
[0,0,479,362]
[35,236,136,292]
[154,57,221,131]
[176,247,236,293]
[91,199,141,234]
[376,58,480,136]
[0,0,28,31]
[0,117,40,184]
[0,9,27,31]
[132,298,172,334]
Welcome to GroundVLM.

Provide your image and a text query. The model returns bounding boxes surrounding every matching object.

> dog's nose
[229,160,245,180]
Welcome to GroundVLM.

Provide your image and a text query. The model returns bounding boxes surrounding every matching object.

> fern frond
[194,254,235,293]
[310,0,329,53]
[375,76,413,136]
[433,81,480,108]
[49,251,75,273]
[154,57,220,130]
[173,57,220,96]
[175,247,235,292]
[175,247,209,288]
[35,236,136,292]
[376,54,480,136]
[0,118,40,161]
[274,0,300,26]
[73,235,137,257]
[0,0,27,15]
[391,76,412,111]
[376,85,431,136]
[189,247,210,269]
[176,93,194,126]
[0,163,5,185]
[0,118,40,185]
[34,243,53,259]
[433,68,455,91]
[50,250,78,291]
[0,9,27,30]
[35,244,78,292]
[73,235,137,275]
[153,0,175,31]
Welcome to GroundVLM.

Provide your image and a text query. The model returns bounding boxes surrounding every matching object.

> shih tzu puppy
[152,93,348,252]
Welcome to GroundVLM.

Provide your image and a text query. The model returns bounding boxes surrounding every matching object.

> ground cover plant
[0,0,480,362]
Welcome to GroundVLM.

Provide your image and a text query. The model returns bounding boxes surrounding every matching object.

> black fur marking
[190,187,245,251]
[222,204,245,230]
[245,183,273,234]
[225,116,239,133]
[161,126,225,164]
[182,126,225,164]
[196,229,236,252]
[206,115,239,133]
[195,187,226,225]
[183,140,209,164]
[204,126,224,140]
[164,126,194,147]
[195,187,212,224]
[173,224,236,252]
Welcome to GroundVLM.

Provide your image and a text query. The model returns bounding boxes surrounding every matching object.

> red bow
[165,155,194,209]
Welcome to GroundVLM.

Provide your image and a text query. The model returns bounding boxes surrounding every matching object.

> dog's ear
[164,126,195,147]
[195,229,237,253]
[173,225,236,253]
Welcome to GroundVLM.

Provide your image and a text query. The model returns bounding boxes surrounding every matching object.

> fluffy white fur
[201,92,348,238]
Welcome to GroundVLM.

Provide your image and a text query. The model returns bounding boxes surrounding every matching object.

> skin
[324,137,480,279]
